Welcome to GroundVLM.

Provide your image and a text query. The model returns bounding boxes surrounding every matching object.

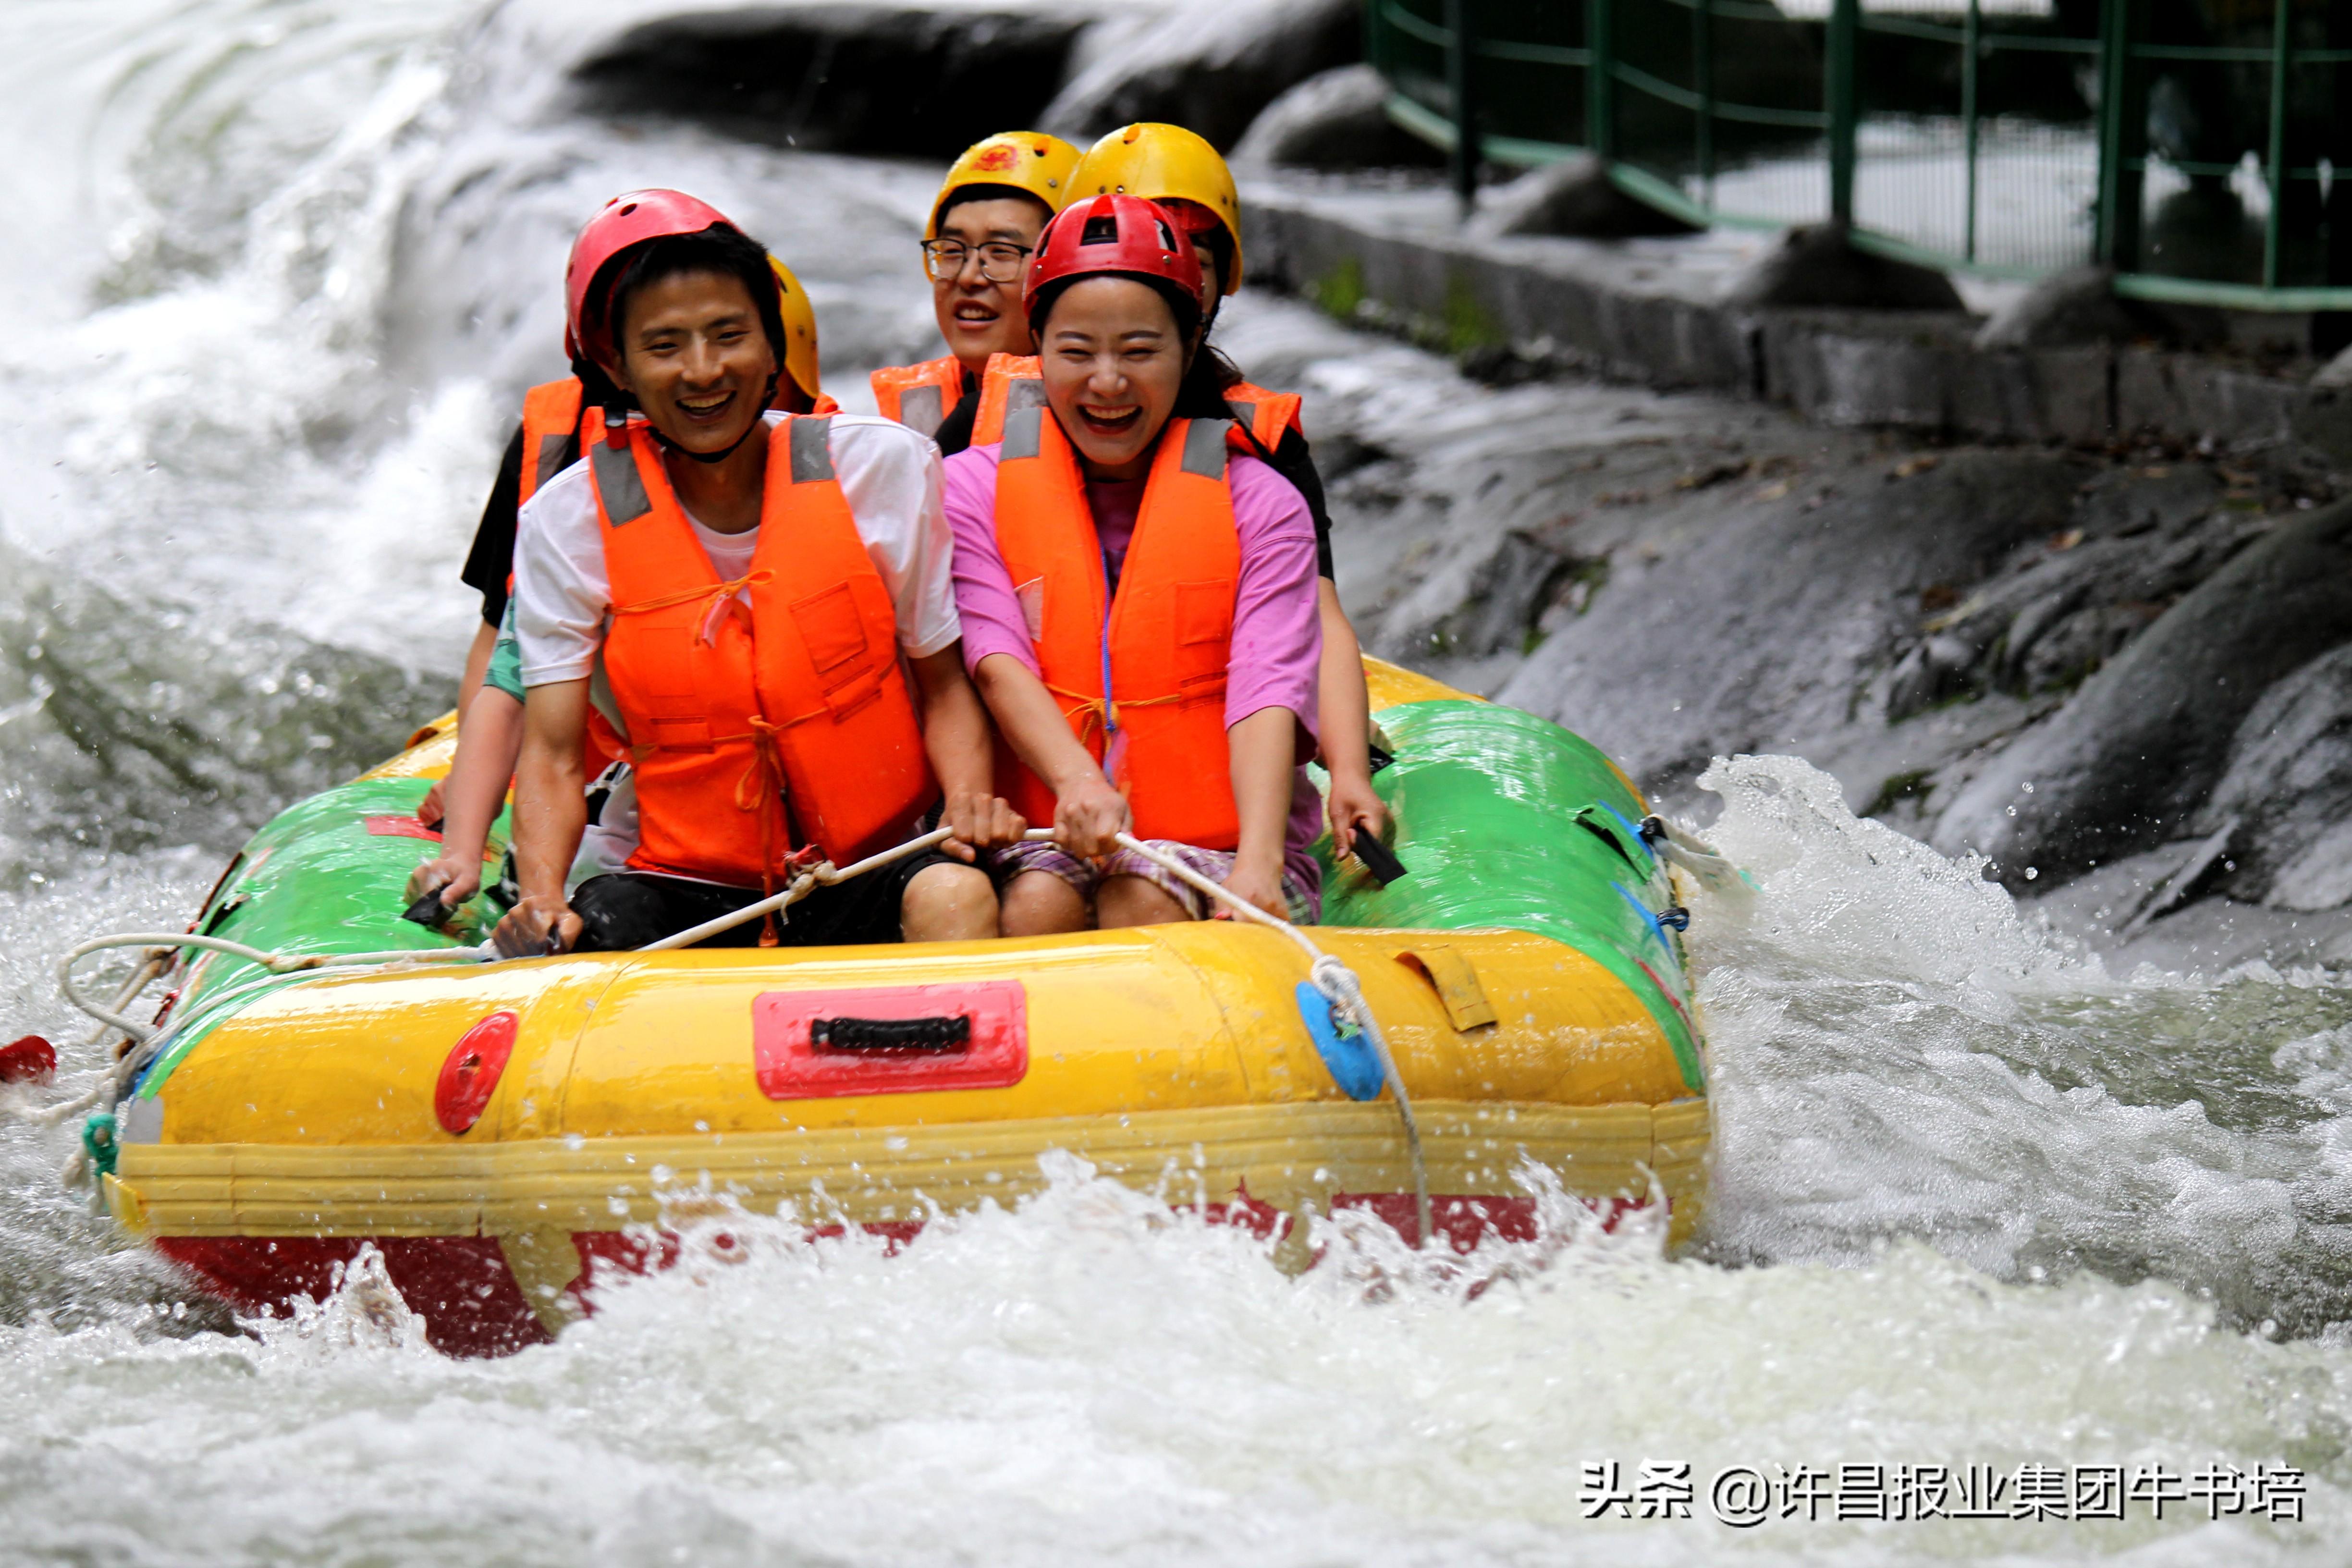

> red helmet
[563,188,737,366]
[1021,193,1204,325]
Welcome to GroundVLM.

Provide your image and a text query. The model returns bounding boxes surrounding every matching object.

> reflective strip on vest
[535,433,573,491]
[1181,417,1229,478]
[590,417,935,880]
[870,356,964,438]
[991,412,1245,848]
[899,384,944,436]
[791,416,835,482]
[518,378,592,507]
[590,437,652,525]
[971,353,1048,448]
[1001,404,1043,462]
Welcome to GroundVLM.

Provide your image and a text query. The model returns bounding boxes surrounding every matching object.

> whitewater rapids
[1,3,2349,1562]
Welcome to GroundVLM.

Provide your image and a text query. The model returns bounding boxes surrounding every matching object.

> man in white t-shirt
[491,197,1021,957]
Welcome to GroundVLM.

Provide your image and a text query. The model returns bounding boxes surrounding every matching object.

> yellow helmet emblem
[1072,123,1243,294]
[926,131,1084,243]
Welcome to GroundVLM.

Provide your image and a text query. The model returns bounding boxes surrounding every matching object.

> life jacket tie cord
[610,569,776,648]
[737,714,794,945]
[1041,682,1184,744]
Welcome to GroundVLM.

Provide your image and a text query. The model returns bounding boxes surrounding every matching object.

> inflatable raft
[94,658,1709,1355]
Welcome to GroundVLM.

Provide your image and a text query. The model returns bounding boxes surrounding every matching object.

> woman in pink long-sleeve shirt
[940,194,1323,935]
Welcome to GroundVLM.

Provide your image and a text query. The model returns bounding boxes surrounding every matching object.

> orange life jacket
[525,377,839,503]
[588,416,935,885]
[870,356,969,440]
[518,379,603,506]
[513,378,625,772]
[972,354,1303,458]
[992,404,1242,848]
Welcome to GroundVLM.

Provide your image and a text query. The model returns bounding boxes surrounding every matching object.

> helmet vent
[1079,214,1121,246]
[617,201,638,216]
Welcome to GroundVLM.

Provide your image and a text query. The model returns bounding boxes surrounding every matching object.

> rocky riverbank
[1212,288,2352,969]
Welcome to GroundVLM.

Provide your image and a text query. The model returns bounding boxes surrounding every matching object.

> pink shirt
[945,440,1326,904]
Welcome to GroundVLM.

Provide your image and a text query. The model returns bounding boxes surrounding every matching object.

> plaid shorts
[994,838,1319,924]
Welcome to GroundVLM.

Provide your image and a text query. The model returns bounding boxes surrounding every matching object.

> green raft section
[137,698,1701,1101]
[137,778,504,1097]
[1315,699,1702,1091]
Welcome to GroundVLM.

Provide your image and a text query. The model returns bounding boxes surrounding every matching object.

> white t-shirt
[514,413,962,687]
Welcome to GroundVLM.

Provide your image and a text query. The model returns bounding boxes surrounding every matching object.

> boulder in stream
[1469,157,1701,241]
[1931,497,2352,886]
[1722,221,1965,313]
[2197,646,2352,910]
[1231,64,1443,171]
[1040,0,1361,149]
[568,6,1085,155]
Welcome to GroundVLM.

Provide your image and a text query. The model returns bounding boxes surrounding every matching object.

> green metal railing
[1366,0,2352,311]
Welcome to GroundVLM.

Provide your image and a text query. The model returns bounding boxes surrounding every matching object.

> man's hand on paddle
[493,894,582,958]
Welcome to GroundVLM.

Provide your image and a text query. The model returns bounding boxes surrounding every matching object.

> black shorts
[570,849,959,952]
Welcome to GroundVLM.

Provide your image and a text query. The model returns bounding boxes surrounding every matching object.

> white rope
[1107,831,1433,1246]
[59,932,493,1047]
[639,826,1058,951]
[39,827,1439,1244]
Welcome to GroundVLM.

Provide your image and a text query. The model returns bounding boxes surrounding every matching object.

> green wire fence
[1367,0,2352,311]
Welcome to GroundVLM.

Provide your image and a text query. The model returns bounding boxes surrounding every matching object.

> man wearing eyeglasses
[870,132,1081,456]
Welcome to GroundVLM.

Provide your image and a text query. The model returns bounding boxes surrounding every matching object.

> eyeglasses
[921,239,1032,284]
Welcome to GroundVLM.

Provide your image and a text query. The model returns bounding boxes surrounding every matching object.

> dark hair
[585,224,786,389]
[933,183,1053,234]
[1027,273,1204,349]
[1174,342,1246,418]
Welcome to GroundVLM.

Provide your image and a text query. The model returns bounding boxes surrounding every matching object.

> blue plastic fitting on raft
[1296,981,1383,1101]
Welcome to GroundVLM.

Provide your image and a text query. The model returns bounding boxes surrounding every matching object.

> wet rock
[0,544,447,872]
[1493,449,2080,787]
[1231,65,1442,171]
[2198,646,2352,909]
[1972,265,2225,352]
[568,6,1083,156]
[1721,221,1966,313]
[1469,158,1700,241]
[1931,498,2352,887]
[1040,0,1361,150]
[1974,267,2147,351]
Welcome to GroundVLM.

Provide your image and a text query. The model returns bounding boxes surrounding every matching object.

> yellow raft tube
[101,660,1709,1355]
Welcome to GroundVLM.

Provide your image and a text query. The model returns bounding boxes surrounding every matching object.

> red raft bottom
[157,1189,1646,1360]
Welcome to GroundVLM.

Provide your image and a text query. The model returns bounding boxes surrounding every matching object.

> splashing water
[4,2,2352,1562]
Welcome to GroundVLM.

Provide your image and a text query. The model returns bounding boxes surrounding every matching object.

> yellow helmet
[1072,123,1242,294]
[925,131,1083,241]
[767,254,821,403]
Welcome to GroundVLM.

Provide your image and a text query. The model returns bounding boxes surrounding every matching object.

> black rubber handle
[401,889,453,928]
[811,1015,972,1051]
[1351,834,1408,887]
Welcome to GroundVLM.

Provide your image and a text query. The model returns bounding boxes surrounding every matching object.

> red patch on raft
[364,815,441,842]
[752,981,1028,1099]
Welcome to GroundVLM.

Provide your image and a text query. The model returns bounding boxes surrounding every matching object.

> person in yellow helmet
[870,131,1079,458]
[1063,122,1392,866]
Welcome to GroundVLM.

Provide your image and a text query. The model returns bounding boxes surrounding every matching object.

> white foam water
[2,3,2351,1562]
